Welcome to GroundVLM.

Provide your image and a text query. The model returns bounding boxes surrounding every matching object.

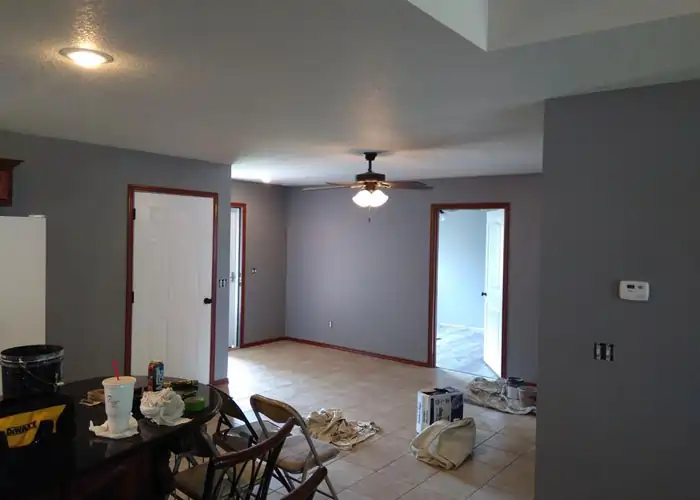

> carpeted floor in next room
[215,341,535,500]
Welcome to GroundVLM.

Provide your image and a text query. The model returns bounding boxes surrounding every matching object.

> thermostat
[619,281,650,302]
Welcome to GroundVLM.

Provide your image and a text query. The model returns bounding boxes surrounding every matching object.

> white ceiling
[1,1,699,186]
[408,0,700,51]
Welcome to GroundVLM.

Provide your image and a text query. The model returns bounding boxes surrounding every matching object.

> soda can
[147,360,165,392]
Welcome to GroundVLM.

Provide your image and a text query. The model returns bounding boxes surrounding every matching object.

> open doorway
[229,202,246,348]
[428,203,509,378]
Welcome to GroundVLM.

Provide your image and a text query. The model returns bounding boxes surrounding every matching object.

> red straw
[112,360,120,380]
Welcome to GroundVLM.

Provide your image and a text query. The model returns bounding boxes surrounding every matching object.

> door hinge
[131,291,134,303]
[132,208,136,220]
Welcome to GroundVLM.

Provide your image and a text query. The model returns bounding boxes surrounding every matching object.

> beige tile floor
[218,341,536,500]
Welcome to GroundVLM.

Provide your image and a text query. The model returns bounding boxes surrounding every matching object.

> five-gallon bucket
[0,345,64,399]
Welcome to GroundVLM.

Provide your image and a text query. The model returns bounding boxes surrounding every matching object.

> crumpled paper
[89,416,139,439]
[140,388,191,426]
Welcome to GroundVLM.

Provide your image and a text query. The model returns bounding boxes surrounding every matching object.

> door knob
[203,297,212,304]
[481,292,488,297]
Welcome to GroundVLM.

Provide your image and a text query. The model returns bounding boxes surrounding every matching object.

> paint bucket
[0,345,64,399]
[505,377,524,400]
[518,386,537,407]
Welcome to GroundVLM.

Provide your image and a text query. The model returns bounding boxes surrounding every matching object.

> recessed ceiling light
[59,47,114,68]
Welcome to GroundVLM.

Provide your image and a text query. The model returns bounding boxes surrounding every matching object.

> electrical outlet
[593,342,615,361]
[328,321,333,328]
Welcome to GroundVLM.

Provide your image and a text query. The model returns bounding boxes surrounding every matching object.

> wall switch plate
[619,281,649,301]
[218,278,229,288]
[594,342,615,361]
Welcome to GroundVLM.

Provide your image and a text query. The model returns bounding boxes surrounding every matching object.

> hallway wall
[436,209,487,328]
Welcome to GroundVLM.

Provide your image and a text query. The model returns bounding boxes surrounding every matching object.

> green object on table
[184,396,205,412]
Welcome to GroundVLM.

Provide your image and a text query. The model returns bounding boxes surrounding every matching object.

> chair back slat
[250,394,304,428]
[281,467,328,500]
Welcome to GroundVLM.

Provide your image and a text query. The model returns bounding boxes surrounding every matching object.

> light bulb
[59,48,114,68]
[353,189,389,208]
[368,189,389,207]
[352,189,372,208]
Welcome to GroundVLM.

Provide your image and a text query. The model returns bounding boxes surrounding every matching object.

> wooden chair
[250,395,339,500]
[172,419,294,500]
[280,467,328,500]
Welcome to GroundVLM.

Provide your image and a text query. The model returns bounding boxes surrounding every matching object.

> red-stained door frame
[125,185,219,384]
[428,202,511,377]
[230,202,247,348]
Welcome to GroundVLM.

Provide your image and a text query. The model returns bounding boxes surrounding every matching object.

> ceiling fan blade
[384,181,433,190]
[301,185,348,191]
[302,182,364,191]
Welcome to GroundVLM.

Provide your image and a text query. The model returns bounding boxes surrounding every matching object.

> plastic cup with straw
[102,360,135,433]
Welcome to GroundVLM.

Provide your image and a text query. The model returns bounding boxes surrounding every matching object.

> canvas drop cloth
[465,378,536,415]
[410,418,476,469]
[305,409,380,450]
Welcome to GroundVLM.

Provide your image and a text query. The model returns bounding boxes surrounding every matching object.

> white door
[483,209,505,376]
[229,207,242,347]
[0,216,46,395]
[131,192,214,383]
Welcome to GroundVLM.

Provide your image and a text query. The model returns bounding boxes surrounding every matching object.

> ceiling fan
[302,152,433,207]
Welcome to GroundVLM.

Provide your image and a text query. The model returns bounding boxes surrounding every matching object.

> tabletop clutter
[88,360,197,439]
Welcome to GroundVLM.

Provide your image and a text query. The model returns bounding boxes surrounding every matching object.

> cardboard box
[416,387,464,432]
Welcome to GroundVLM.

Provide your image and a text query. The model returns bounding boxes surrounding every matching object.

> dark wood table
[0,376,222,500]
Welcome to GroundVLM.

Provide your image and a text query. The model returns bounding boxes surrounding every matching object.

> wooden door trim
[428,202,511,376]
[230,202,247,348]
[125,185,219,384]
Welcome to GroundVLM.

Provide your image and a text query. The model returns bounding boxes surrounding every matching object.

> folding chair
[212,388,292,491]
[172,424,218,473]
[173,419,294,500]
[281,467,328,500]
[213,387,278,448]
[250,394,340,500]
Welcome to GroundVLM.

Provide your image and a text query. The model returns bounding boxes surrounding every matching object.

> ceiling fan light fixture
[369,189,389,207]
[352,189,372,208]
[352,188,388,208]
[59,47,114,68]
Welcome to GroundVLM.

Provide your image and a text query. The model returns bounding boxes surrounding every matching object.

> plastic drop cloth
[464,378,536,415]
[305,409,380,450]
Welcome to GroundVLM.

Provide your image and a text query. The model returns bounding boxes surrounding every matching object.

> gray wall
[437,210,486,328]
[230,182,287,344]
[537,80,700,499]
[285,174,541,381]
[0,131,231,382]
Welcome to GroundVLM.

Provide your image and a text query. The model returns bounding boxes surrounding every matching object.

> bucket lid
[506,377,525,386]
[0,345,65,367]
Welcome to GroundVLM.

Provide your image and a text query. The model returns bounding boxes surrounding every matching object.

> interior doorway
[428,203,509,378]
[125,186,218,384]
[229,202,246,348]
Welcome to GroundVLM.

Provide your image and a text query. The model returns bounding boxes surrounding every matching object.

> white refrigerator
[0,216,47,395]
